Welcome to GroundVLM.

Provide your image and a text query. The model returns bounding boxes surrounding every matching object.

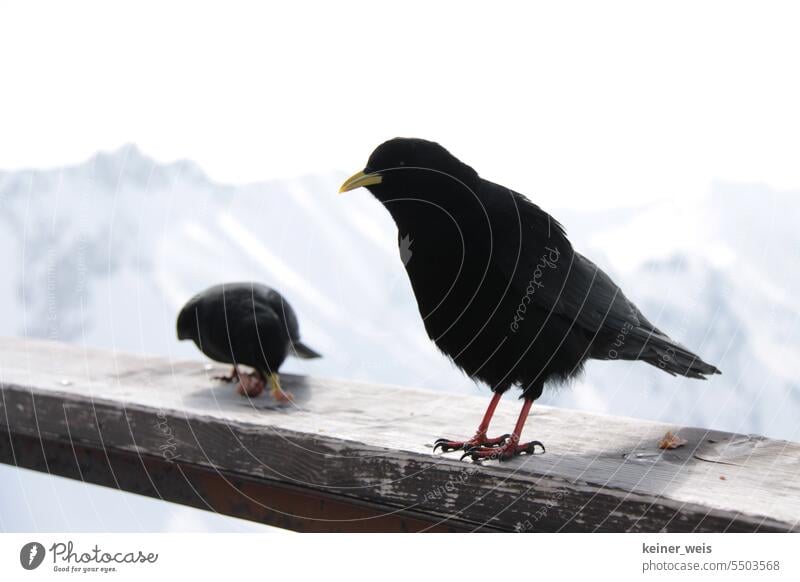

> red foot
[271,388,294,403]
[236,374,265,397]
[461,439,545,462]
[433,432,511,453]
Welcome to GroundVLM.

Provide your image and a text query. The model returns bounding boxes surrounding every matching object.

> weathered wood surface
[1,337,798,532]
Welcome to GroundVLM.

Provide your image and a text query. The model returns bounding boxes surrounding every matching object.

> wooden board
[1,337,798,532]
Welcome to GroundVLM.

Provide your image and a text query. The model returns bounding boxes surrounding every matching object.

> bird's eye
[397,160,405,166]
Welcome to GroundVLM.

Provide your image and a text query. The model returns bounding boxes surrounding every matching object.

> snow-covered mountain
[1,145,798,441]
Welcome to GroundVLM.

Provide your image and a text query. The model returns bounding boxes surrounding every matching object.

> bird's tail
[611,328,721,379]
[291,341,322,359]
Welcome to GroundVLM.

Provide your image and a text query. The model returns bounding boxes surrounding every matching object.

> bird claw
[212,367,239,383]
[461,440,546,462]
[433,438,462,453]
[433,433,511,453]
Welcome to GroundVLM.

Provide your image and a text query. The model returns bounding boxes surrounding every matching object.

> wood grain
[1,337,798,532]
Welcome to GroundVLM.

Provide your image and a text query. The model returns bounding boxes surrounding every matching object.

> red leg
[462,398,545,461]
[433,392,511,452]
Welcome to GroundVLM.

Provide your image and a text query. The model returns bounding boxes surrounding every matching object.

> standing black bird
[177,282,321,401]
[340,138,720,461]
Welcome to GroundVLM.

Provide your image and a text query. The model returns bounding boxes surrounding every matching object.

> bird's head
[339,138,479,204]
[176,304,197,341]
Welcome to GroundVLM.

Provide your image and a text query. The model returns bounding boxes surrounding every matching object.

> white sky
[2,1,800,209]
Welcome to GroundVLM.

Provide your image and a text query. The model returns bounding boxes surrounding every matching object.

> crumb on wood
[658,431,688,450]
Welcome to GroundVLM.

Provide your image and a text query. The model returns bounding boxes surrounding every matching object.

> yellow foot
[269,373,293,403]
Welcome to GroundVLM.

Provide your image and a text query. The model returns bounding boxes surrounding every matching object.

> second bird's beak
[339,170,382,193]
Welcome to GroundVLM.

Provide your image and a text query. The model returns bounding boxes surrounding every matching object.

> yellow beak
[339,170,383,193]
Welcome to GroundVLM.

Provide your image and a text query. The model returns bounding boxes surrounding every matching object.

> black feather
[176,282,321,376]
[358,137,720,400]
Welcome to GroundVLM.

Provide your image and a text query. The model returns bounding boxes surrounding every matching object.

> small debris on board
[658,431,688,450]
[720,475,727,481]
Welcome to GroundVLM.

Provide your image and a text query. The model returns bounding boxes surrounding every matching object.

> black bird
[340,138,720,461]
[177,282,321,401]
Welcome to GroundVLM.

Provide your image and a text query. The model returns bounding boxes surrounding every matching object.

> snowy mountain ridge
[1,145,797,441]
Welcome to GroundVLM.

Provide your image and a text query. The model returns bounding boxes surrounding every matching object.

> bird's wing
[215,291,281,338]
[258,289,301,340]
[484,183,663,337]
[553,252,665,335]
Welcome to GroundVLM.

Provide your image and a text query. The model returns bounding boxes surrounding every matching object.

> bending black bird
[340,138,720,461]
[177,282,321,401]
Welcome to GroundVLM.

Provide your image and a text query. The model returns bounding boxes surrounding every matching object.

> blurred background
[1,0,799,532]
